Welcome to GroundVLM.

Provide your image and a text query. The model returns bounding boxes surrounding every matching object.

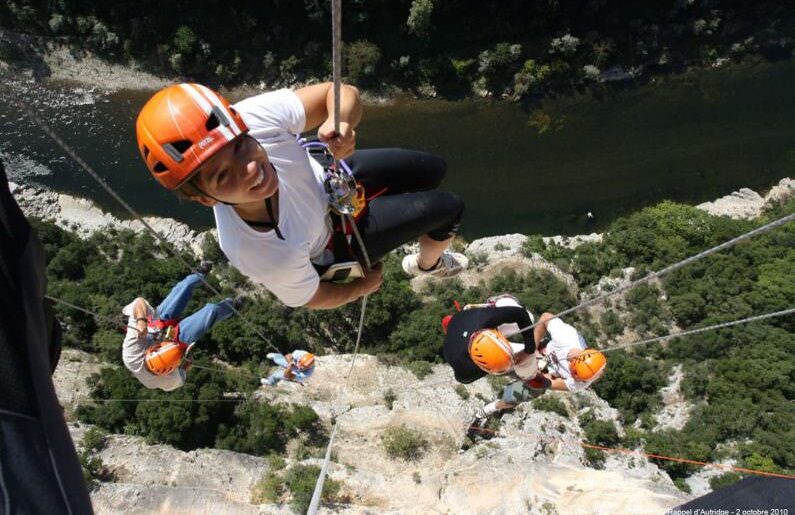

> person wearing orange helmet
[122,264,243,391]
[533,312,607,392]
[464,309,608,432]
[443,294,549,417]
[261,350,316,386]
[135,82,467,310]
[444,295,558,427]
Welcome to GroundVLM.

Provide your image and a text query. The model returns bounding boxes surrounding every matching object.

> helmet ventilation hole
[205,113,220,131]
[171,140,192,153]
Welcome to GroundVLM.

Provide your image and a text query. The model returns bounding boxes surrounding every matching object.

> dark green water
[2,60,793,238]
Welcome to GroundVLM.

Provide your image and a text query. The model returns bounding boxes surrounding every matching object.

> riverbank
[4,38,795,239]
[0,28,393,103]
[10,176,792,258]
[3,19,794,105]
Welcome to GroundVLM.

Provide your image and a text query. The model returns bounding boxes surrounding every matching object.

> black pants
[345,148,465,263]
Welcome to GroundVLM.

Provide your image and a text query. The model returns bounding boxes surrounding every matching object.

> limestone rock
[764,177,795,205]
[10,182,208,254]
[542,232,603,249]
[654,365,691,432]
[696,187,765,219]
[466,233,528,261]
[52,349,106,416]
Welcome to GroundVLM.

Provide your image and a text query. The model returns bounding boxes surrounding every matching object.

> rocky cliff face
[696,178,794,219]
[58,355,688,514]
[9,181,211,257]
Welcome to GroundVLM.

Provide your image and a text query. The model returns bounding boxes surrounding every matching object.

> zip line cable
[9,92,285,358]
[45,294,132,331]
[602,307,795,354]
[516,210,795,336]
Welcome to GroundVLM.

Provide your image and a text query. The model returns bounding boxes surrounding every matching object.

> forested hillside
[3,1,795,99]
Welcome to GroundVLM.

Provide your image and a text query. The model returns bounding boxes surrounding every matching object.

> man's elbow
[343,84,360,96]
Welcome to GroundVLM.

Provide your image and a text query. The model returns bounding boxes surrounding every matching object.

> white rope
[517,211,795,335]
[307,422,338,513]
[308,3,351,512]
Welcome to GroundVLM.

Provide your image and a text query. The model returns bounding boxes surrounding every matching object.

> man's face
[191,135,278,205]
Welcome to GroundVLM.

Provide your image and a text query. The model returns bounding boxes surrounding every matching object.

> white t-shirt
[543,318,591,392]
[121,300,186,392]
[213,89,332,307]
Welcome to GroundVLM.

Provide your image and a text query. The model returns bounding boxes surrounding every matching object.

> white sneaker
[402,252,469,278]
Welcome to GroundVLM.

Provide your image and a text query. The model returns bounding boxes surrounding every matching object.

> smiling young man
[136,82,467,309]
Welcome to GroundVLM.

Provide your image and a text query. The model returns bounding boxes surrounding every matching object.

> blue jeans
[264,353,289,385]
[156,273,234,343]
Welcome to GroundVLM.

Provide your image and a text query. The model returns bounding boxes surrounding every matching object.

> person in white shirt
[533,312,607,393]
[135,82,468,309]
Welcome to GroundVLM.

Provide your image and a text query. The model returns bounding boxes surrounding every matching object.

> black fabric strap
[242,198,284,240]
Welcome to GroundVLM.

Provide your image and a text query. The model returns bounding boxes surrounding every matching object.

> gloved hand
[526,373,551,390]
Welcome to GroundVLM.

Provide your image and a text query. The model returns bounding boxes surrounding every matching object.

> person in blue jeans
[261,350,316,386]
[121,262,243,391]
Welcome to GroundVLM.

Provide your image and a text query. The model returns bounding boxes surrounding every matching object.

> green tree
[285,464,340,513]
[345,40,381,85]
[173,25,197,54]
[406,0,434,38]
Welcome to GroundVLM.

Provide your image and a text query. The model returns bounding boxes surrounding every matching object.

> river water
[2,60,793,239]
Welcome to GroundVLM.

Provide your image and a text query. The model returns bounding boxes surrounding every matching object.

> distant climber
[261,350,316,386]
[122,263,243,391]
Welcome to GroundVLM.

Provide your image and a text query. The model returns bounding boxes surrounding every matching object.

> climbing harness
[303,140,366,218]
[299,138,369,282]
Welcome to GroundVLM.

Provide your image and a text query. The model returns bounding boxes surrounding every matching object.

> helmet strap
[185,176,238,206]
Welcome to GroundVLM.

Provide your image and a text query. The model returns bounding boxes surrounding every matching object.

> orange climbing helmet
[468,329,514,375]
[297,352,316,370]
[144,341,188,376]
[570,348,607,382]
[136,83,248,190]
